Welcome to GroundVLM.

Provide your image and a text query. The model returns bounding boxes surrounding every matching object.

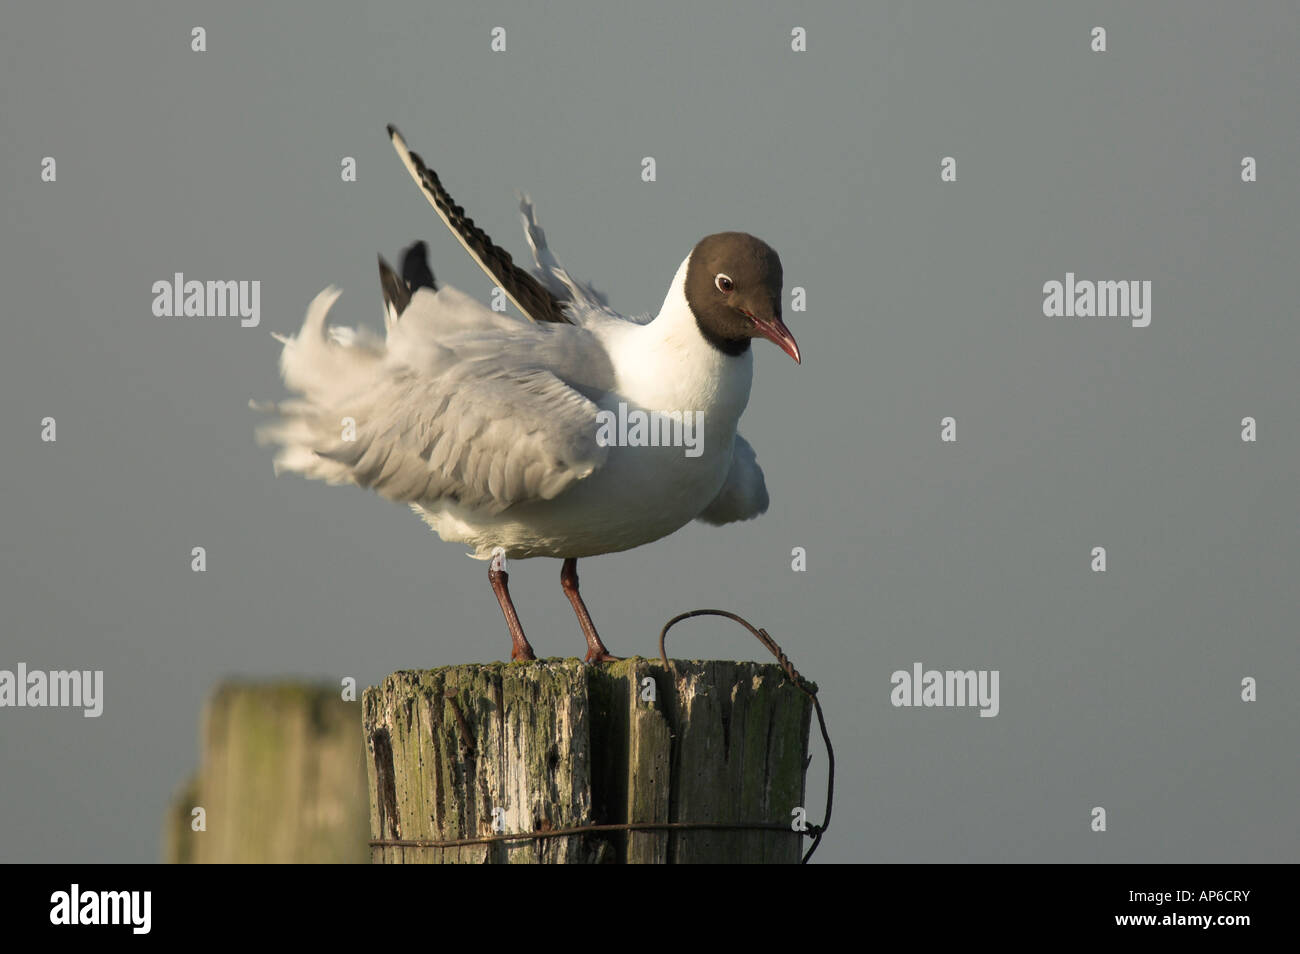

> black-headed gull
[256,126,800,662]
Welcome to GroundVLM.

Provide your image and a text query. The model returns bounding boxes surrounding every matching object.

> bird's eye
[715,273,734,293]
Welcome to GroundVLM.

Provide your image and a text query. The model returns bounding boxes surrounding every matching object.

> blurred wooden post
[363,659,813,864]
[165,682,370,864]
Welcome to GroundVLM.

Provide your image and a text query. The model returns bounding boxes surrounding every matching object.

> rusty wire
[368,609,833,864]
[658,609,834,863]
[370,820,798,851]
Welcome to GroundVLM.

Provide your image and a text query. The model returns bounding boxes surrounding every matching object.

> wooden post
[166,682,370,864]
[363,658,813,864]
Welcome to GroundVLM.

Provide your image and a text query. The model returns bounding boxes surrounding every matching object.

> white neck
[604,253,753,430]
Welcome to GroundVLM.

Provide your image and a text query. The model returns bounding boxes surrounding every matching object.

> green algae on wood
[363,658,812,864]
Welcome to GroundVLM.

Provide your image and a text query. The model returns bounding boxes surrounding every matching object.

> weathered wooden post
[362,658,814,863]
[166,682,370,864]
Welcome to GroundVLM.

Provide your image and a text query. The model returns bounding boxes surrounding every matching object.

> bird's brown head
[684,232,800,364]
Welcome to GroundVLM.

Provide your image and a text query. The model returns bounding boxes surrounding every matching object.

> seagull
[255,125,800,663]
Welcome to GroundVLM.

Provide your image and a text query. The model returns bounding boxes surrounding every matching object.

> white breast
[422,254,756,559]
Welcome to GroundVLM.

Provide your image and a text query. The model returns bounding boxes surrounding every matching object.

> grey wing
[316,366,605,513]
[696,434,770,525]
[517,195,631,322]
[257,287,608,515]
[388,126,573,325]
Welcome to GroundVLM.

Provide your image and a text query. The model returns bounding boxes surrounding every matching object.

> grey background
[1,0,1297,863]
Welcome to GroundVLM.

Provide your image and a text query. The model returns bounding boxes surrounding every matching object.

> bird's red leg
[489,549,535,661]
[561,557,619,663]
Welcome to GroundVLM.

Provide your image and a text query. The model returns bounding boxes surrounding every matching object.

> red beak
[745,311,801,364]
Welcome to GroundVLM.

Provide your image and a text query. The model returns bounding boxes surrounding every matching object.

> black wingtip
[386,123,400,140]
[384,126,572,325]
[379,244,435,319]
[378,254,411,317]
[401,241,436,292]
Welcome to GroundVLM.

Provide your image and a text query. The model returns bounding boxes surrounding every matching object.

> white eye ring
[715,273,734,293]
